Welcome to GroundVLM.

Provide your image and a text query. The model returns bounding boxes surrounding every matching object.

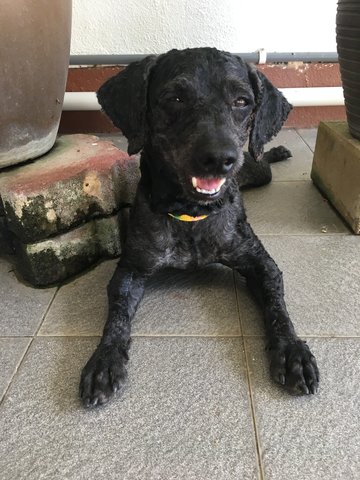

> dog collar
[168,213,208,222]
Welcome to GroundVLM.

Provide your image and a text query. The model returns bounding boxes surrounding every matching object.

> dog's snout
[197,146,237,174]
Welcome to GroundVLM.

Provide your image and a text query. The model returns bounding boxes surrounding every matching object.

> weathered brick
[311,121,360,234]
[0,134,139,243]
[15,214,122,286]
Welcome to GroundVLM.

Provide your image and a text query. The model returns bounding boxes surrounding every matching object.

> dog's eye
[171,96,183,103]
[233,97,248,108]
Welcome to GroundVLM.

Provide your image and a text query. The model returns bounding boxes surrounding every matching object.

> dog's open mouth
[191,177,226,196]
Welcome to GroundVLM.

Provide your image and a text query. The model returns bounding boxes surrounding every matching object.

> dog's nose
[198,148,237,174]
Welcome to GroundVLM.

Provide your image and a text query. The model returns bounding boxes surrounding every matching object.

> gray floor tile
[0,337,259,480]
[239,235,360,337]
[40,263,241,337]
[245,337,360,480]
[296,128,318,152]
[243,181,349,235]
[0,337,30,401]
[234,274,262,334]
[0,257,56,336]
[38,260,116,337]
[266,129,314,181]
[134,266,240,335]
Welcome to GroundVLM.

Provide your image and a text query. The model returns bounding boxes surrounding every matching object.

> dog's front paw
[80,344,128,408]
[268,338,319,395]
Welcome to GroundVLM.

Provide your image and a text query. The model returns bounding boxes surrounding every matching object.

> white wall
[71,0,338,55]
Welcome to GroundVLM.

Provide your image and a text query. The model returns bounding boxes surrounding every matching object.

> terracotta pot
[0,0,72,168]
[336,0,360,140]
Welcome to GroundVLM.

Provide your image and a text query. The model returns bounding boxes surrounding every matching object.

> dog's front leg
[80,262,148,407]
[234,239,319,395]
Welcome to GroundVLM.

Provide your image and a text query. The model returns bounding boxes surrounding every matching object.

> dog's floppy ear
[97,55,157,155]
[247,64,292,160]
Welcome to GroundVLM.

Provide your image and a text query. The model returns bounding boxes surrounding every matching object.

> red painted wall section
[59,63,346,133]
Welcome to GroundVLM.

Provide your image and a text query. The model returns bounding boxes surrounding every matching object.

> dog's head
[98,48,291,204]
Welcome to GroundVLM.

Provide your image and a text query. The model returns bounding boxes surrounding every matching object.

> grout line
[288,334,360,339]
[27,333,360,339]
[0,287,59,408]
[232,269,243,336]
[35,333,244,338]
[36,287,60,335]
[268,179,310,183]
[0,338,31,407]
[295,128,316,153]
[242,339,266,480]
[255,233,351,237]
[237,334,360,339]
[234,273,265,480]
[131,333,243,337]
[0,336,33,339]
[0,337,32,406]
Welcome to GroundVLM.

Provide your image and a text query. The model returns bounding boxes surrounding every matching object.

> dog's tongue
[195,177,223,190]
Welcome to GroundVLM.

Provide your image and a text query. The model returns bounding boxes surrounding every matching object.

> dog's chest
[165,222,228,269]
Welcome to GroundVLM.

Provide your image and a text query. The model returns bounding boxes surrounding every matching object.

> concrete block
[311,121,360,234]
[0,134,139,243]
[15,214,122,286]
[0,216,14,255]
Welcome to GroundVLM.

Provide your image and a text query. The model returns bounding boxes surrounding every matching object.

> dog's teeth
[196,187,217,195]
[194,178,226,195]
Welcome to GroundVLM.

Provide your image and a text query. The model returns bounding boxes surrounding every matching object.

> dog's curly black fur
[80,48,319,407]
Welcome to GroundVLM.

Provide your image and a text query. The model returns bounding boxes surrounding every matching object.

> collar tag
[168,213,208,222]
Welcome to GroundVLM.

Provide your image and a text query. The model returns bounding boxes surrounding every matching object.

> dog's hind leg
[79,261,149,407]
[237,146,291,189]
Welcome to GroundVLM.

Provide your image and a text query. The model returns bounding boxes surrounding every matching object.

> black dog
[80,48,319,407]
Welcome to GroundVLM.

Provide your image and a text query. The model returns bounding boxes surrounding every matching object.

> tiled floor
[1,129,360,480]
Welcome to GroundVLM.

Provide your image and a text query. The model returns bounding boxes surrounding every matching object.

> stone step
[0,133,137,285]
[0,134,139,243]
[14,213,124,286]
